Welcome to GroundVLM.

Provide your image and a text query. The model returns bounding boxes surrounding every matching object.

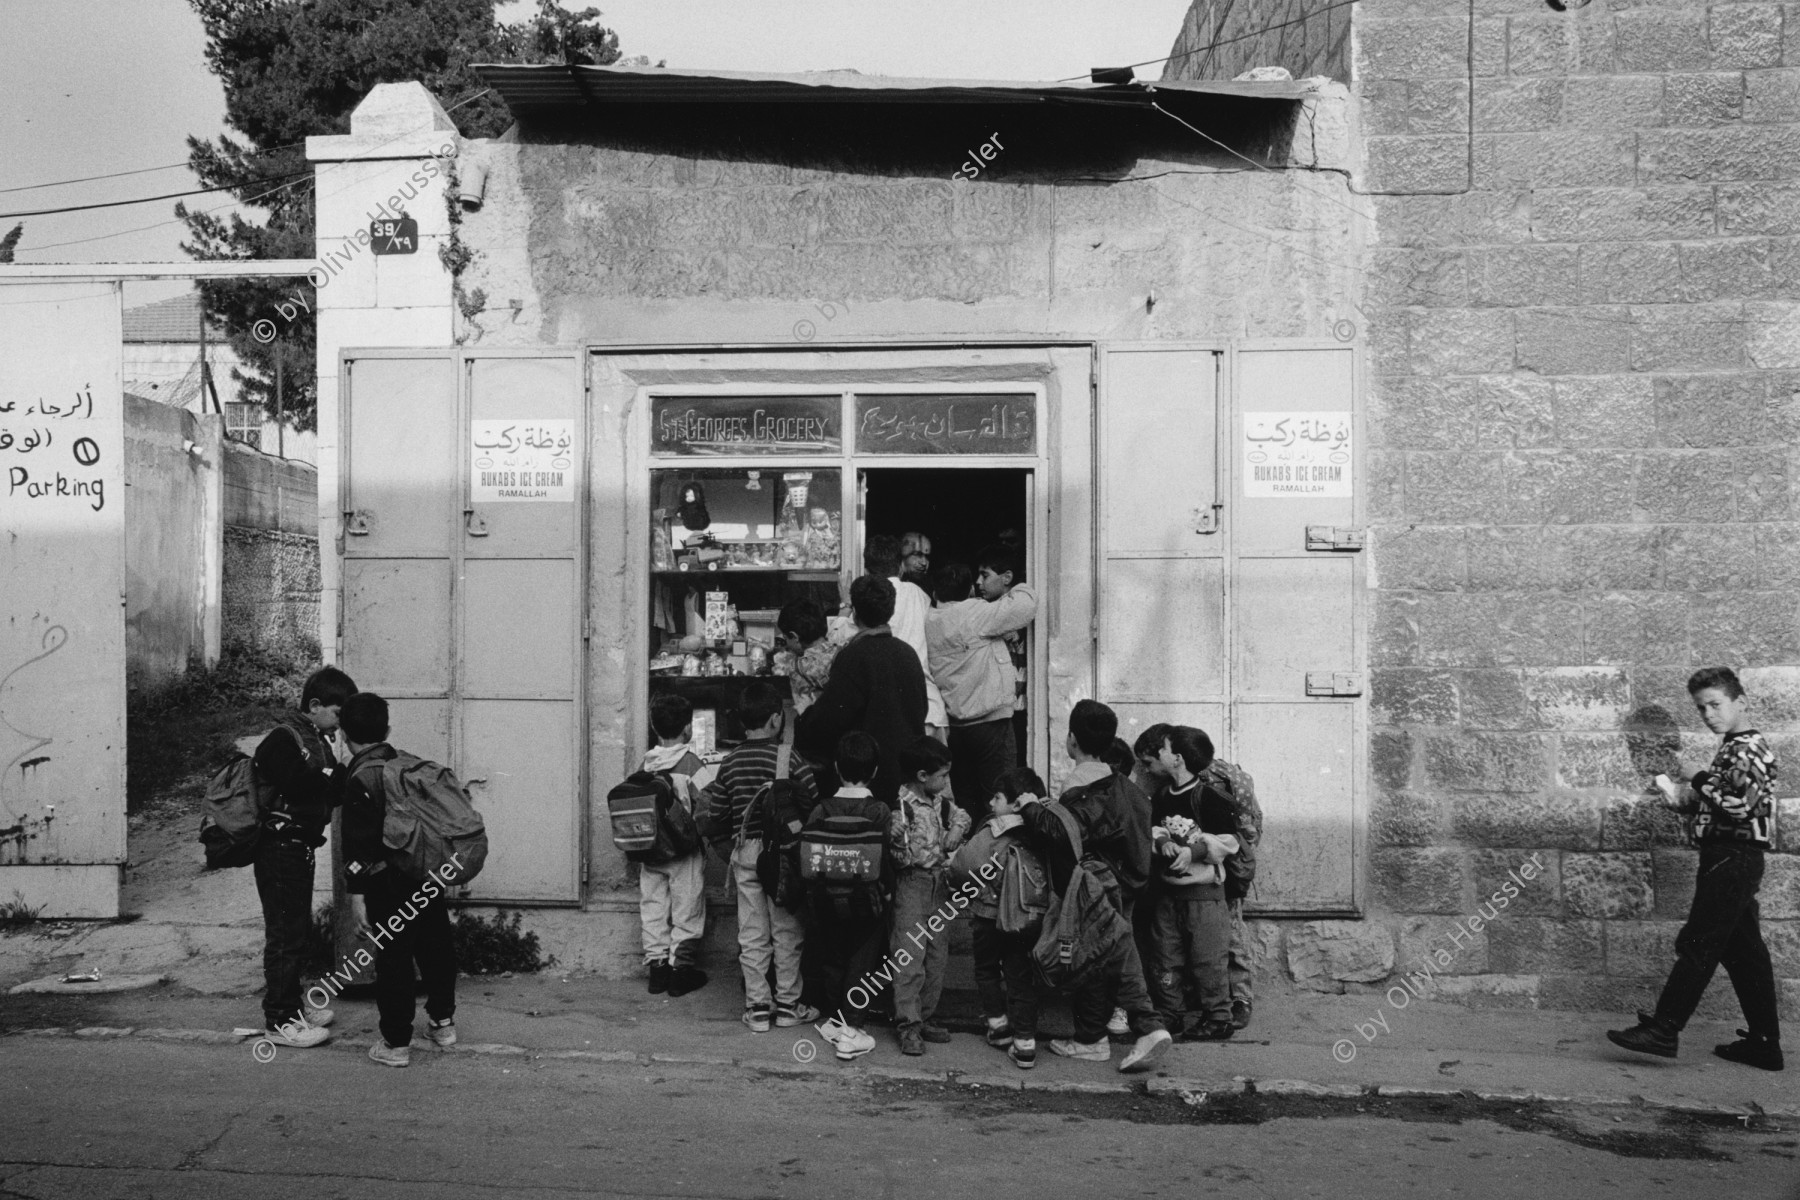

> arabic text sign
[471,419,576,503]
[1243,411,1353,498]
[652,396,841,456]
[854,394,1036,455]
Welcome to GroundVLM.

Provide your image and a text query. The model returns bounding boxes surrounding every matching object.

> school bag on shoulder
[361,751,490,885]
[800,794,888,919]
[994,834,1053,937]
[1030,803,1131,990]
[608,760,704,865]
[736,746,810,909]
[197,730,291,870]
[1202,758,1262,900]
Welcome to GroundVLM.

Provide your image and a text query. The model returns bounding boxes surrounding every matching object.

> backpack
[800,794,888,920]
[197,729,294,870]
[736,746,810,910]
[608,760,704,865]
[359,751,490,885]
[994,836,1053,937]
[1202,758,1262,900]
[1030,803,1131,990]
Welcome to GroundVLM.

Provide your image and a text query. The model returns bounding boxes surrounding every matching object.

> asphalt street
[3,1037,1797,1199]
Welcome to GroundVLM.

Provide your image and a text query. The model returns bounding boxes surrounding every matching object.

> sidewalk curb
[8,1026,1794,1119]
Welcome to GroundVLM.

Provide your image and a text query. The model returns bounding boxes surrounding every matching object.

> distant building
[122,294,315,464]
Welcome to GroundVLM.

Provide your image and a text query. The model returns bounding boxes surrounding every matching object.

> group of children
[631,689,1261,1072]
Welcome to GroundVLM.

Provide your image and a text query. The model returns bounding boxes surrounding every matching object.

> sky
[1,0,1196,304]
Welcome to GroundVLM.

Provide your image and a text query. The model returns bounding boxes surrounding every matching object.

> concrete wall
[221,440,319,665]
[1169,0,1800,1019]
[124,394,221,690]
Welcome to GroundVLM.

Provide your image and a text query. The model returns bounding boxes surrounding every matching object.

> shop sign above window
[652,395,841,456]
[854,393,1036,455]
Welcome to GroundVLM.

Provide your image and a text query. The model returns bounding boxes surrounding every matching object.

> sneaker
[368,1040,411,1068]
[301,1004,336,1028]
[1009,1037,1037,1070]
[920,1021,953,1044]
[1193,1020,1235,1042]
[1120,1028,1173,1073]
[1606,1018,1678,1059]
[1713,1030,1785,1072]
[667,965,708,997]
[426,1019,457,1047]
[1230,1000,1252,1031]
[899,1024,926,1056]
[1047,1038,1111,1062]
[1106,1007,1130,1037]
[743,1006,774,1034]
[647,963,671,994]
[984,1018,1014,1049]
[774,1001,820,1028]
[264,1021,331,1049]
[816,1018,876,1061]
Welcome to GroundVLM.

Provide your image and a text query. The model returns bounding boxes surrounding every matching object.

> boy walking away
[253,665,356,1048]
[634,694,715,997]
[702,683,821,1033]
[340,693,459,1068]
[807,732,893,1061]
[888,736,972,1055]
[926,556,1038,825]
[951,766,1049,1069]
[1607,667,1784,1072]
[1148,726,1239,1042]
[1017,700,1170,1073]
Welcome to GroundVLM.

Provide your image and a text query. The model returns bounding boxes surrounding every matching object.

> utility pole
[274,341,285,458]
[197,294,223,416]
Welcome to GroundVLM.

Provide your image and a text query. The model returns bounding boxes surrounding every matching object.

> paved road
[3,1038,1796,1199]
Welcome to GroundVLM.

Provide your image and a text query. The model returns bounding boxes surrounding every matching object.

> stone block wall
[1167,0,1354,83]
[221,440,319,666]
[1170,0,1800,1016]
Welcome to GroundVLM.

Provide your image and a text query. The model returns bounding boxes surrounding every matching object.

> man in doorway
[926,548,1037,824]
[865,534,946,741]
[900,532,933,593]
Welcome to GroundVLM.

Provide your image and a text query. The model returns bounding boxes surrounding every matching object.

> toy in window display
[677,481,710,537]
[779,538,805,568]
[804,505,839,568]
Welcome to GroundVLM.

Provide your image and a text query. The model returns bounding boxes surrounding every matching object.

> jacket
[948,814,1027,921]
[889,784,973,871]
[1018,761,1154,900]
[888,576,948,727]
[794,625,928,807]
[925,584,1037,725]
[701,738,818,848]
[253,711,340,847]
[1150,777,1240,893]
[1686,729,1778,850]
[640,742,714,809]
[339,742,399,893]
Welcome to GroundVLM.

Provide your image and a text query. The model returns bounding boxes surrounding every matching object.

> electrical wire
[1058,0,1362,82]
[0,171,312,221]
[0,142,308,196]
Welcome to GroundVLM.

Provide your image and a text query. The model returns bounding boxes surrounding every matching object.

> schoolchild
[637,693,715,997]
[1015,700,1171,1073]
[339,692,459,1068]
[887,735,973,1055]
[951,766,1048,1069]
[1607,667,1784,1071]
[251,664,356,1048]
[777,597,842,716]
[810,732,894,1061]
[701,683,821,1032]
[1147,726,1240,1041]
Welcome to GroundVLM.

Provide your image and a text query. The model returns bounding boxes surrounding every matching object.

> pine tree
[0,224,22,264]
[180,0,621,430]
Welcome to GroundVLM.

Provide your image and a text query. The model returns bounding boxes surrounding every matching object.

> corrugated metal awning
[472,62,1318,120]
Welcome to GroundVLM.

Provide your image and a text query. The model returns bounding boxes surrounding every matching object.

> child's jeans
[639,852,706,968]
[253,836,315,1028]
[890,867,951,1027]
[814,907,885,1027]
[733,839,805,1009]
[365,874,457,1049]
[970,915,1039,1039]
[1653,843,1780,1040]
[1149,888,1231,1033]
[1227,897,1253,1007]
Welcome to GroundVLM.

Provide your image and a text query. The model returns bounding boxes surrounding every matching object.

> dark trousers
[254,838,315,1028]
[1653,843,1780,1041]
[970,916,1041,1039]
[1149,891,1231,1032]
[948,718,1016,823]
[814,907,886,1028]
[365,876,457,1049]
[1072,934,1165,1044]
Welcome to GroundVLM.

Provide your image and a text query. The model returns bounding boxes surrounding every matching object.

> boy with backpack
[248,665,357,1049]
[1145,726,1240,1041]
[339,692,463,1068]
[701,683,821,1033]
[631,694,715,997]
[1201,750,1262,1031]
[950,766,1049,1069]
[807,731,894,1061]
[887,735,972,1055]
[1014,699,1170,1073]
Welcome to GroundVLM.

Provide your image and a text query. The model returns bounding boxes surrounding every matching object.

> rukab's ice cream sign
[1243,412,1353,498]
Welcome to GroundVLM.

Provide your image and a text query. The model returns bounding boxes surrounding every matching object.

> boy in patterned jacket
[1607,667,1783,1071]
[887,735,972,1055]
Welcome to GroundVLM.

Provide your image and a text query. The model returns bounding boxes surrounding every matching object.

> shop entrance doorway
[861,466,1037,773]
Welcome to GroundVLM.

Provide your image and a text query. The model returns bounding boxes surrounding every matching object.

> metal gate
[339,351,585,903]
